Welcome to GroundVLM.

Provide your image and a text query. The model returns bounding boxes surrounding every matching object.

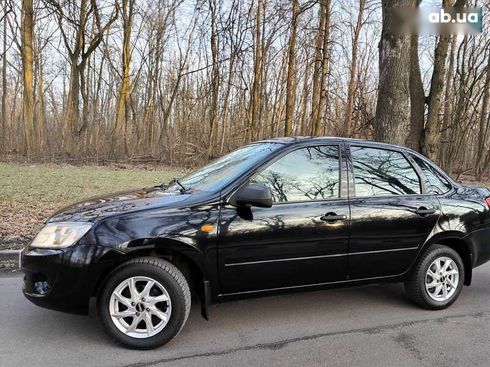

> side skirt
[217,273,405,301]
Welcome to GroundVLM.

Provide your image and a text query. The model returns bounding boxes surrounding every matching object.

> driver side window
[251,146,340,203]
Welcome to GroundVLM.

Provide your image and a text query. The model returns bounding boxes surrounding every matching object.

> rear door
[218,144,350,294]
[347,145,440,279]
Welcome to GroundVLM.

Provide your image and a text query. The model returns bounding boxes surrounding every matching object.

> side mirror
[230,183,273,208]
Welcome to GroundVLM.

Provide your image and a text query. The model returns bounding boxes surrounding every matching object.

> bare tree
[207,0,220,157]
[343,0,365,137]
[422,0,466,162]
[405,8,425,152]
[1,0,489,180]
[248,0,264,142]
[311,0,331,136]
[284,0,299,136]
[113,0,135,156]
[474,52,490,179]
[1,0,9,149]
[45,0,118,154]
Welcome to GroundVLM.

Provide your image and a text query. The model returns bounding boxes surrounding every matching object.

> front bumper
[21,245,123,315]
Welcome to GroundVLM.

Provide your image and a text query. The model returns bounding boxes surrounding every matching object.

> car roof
[256,136,417,154]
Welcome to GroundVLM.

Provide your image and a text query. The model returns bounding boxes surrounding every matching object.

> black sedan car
[21,137,490,349]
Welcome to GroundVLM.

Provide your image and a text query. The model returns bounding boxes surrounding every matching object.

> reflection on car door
[218,145,350,294]
[347,145,440,279]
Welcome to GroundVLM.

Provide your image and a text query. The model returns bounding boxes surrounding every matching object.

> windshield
[168,143,282,193]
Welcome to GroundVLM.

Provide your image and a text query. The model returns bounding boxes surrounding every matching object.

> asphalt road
[2,265,490,367]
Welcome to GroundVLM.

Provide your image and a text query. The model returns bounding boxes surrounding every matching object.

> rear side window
[351,146,421,197]
[251,146,340,202]
[412,155,452,194]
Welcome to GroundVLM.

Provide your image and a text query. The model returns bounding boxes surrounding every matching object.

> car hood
[48,187,193,222]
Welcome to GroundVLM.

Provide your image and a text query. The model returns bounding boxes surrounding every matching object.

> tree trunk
[2,2,8,150]
[208,0,219,157]
[79,60,90,146]
[313,0,331,135]
[219,49,238,153]
[475,54,490,179]
[440,36,456,170]
[343,0,365,137]
[35,50,46,150]
[21,0,35,156]
[61,0,87,155]
[63,60,80,153]
[310,1,326,136]
[114,0,134,157]
[405,32,425,151]
[422,0,463,161]
[373,0,412,146]
[248,0,263,142]
[284,0,299,136]
[443,36,468,176]
[422,34,451,162]
[299,55,311,136]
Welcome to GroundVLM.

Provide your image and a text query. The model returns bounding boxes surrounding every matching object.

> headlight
[30,222,93,249]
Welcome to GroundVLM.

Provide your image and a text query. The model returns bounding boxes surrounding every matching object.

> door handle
[320,213,347,223]
[415,207,436,216]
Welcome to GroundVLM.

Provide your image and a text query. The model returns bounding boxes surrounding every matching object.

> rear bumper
[21,245,122,315]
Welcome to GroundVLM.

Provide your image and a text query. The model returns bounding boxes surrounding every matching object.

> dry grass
[0,163,184,250]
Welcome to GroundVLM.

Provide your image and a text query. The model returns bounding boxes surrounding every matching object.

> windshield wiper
[154,182,168,189]
[170,178,188,194]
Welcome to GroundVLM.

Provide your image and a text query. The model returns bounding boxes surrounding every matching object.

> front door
[347,145,440,279]
[218,144,350,294]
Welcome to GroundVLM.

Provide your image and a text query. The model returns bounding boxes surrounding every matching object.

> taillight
[485,197,490,208]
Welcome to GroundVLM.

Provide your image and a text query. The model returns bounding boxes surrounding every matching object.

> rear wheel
[98,257,191,349]
[405,245,464,310]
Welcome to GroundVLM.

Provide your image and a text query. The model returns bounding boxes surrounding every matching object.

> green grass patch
[0,163,185,250]
[0,163,184,206]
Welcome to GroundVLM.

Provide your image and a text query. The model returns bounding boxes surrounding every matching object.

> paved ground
[2,265,490,367]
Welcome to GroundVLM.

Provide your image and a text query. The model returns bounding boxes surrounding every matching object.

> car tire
[405,244,464,310]
[98,257,191,349]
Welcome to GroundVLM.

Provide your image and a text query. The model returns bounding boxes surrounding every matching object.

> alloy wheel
[109,276,172,339]
[425,256,459,302]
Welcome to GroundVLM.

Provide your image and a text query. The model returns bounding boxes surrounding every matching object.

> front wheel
[98,257,191,349]
[405,245,464,310]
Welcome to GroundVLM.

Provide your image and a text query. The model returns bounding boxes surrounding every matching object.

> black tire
[405,245,464,310]
[98,257,191,349]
